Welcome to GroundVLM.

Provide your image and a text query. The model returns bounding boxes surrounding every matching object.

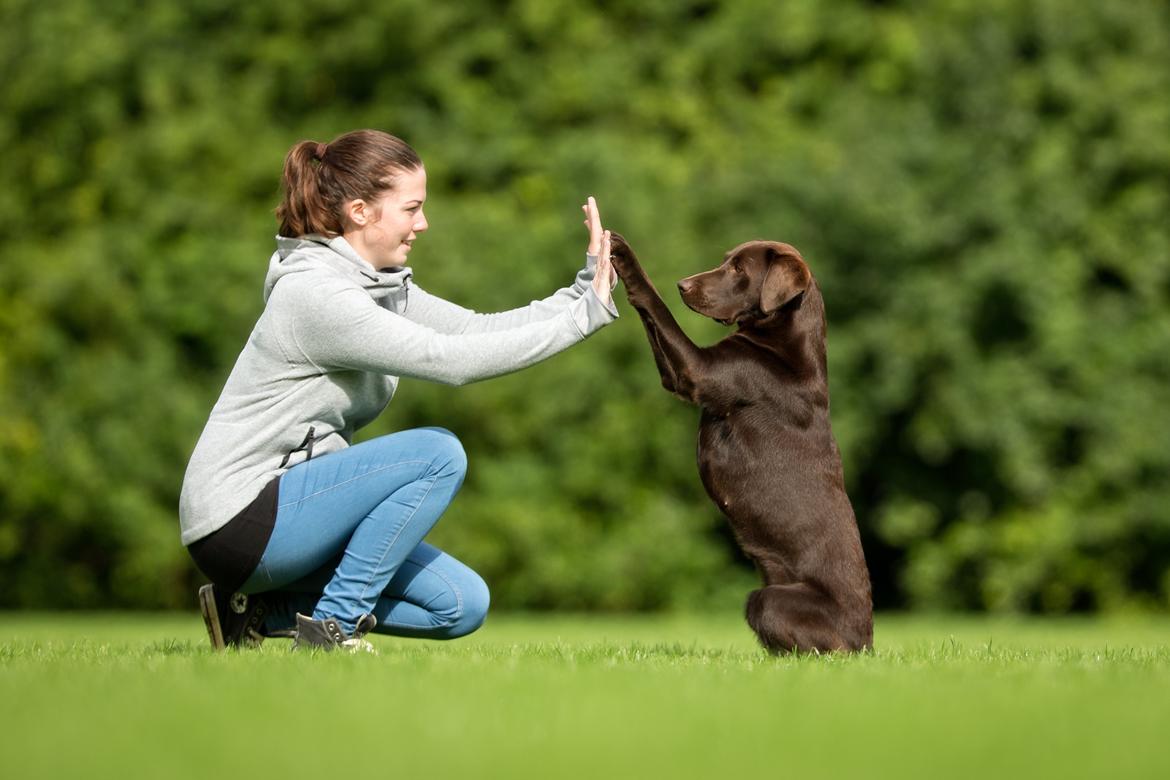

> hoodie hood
[264,234,412,304]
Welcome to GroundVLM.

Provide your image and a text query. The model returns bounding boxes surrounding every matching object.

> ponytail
[276,141,337,237]
[275,130,423,238]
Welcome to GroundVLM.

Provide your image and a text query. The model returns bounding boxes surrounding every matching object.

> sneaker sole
[198,584,227,651]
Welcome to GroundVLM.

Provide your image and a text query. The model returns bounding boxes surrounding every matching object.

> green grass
[2,612,1168,779]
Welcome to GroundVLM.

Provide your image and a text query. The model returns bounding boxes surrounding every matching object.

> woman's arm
[402,197,616,334]
[404,253,614,334]
[279,270,616,386]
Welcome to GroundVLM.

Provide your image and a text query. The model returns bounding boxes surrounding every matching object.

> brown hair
[275,129,423,237]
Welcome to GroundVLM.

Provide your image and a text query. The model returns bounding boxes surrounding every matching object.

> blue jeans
[239,427,489,638]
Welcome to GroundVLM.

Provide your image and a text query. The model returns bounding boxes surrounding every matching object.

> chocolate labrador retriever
[608,234,872,653]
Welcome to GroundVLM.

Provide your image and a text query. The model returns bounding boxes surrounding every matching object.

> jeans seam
[356,473,442,605]
[423,559,464,627]
[277,459,435,509]
[382,565,465,631]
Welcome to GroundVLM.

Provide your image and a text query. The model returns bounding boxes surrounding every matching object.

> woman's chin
[380,248,410,269]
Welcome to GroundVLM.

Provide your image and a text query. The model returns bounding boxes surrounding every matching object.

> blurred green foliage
[1,0,1168,612]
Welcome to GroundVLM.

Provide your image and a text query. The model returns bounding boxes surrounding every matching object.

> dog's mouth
[682,296,728,325]
[688,300,739,326]
[680,290,746,326]
[714,308,757,327]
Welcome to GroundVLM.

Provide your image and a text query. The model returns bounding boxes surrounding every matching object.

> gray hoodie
[178,234,617,545]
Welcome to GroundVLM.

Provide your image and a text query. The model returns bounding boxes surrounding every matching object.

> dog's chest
[696,407,802,515]
[698,411,735,453]
[696,411,749,506]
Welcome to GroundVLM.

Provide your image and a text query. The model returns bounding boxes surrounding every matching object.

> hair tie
[314,142,328,160]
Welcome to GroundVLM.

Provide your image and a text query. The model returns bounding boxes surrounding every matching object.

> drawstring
[279,426,317,469]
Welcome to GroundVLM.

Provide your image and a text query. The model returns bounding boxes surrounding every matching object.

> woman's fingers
[589,196,603,235]
[584,196,602,256]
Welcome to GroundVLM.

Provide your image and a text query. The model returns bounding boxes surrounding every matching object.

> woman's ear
[344,199,369,228]
[760,246,812,313]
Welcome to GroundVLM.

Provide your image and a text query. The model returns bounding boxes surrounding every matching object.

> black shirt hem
[186,477,280,593]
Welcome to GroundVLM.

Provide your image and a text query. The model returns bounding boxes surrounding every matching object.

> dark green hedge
[2,0,1168,612]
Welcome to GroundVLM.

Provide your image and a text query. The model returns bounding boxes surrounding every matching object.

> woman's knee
[413,426,467,481]
[445,569,490,639]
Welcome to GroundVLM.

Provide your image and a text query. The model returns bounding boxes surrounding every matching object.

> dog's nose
[678,279,694,296]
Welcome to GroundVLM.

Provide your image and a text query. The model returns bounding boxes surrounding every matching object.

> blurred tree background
[1,0,1168,613]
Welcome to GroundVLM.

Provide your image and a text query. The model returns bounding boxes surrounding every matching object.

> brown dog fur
[609,234,873,653]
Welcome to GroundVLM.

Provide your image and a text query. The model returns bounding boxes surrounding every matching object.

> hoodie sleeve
[278,273,616,385]
[403,254,618,334]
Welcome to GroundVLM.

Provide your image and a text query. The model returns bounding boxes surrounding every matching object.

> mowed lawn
[1,612,1168,779]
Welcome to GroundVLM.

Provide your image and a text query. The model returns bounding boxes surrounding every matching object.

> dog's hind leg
[745,584,857,654]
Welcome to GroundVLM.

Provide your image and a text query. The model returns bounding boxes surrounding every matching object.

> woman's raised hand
[582,196,615,307]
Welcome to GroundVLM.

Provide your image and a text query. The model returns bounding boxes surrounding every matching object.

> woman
[180,129,616,652]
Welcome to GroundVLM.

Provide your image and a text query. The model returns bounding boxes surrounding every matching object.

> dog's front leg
[609,234,705,404]
[639,311,682,394]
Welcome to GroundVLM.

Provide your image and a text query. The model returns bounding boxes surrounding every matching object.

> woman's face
[347,166,429,269]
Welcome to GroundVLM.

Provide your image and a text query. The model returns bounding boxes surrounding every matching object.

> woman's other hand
[593,230,614,306]
[582,195,603,256]
[581,196,614,306]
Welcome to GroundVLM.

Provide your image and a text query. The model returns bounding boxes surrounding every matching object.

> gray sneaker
[198,584,270,651]
[292,612,378,654]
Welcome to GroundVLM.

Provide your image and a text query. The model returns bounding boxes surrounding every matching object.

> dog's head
[677,241,812,326]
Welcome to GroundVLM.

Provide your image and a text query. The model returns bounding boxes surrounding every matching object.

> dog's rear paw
[745,585,854,654]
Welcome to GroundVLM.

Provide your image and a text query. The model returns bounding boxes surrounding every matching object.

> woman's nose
[414,211,429,233]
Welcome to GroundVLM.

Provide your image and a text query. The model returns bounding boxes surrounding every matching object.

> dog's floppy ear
[761,245,812,313]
